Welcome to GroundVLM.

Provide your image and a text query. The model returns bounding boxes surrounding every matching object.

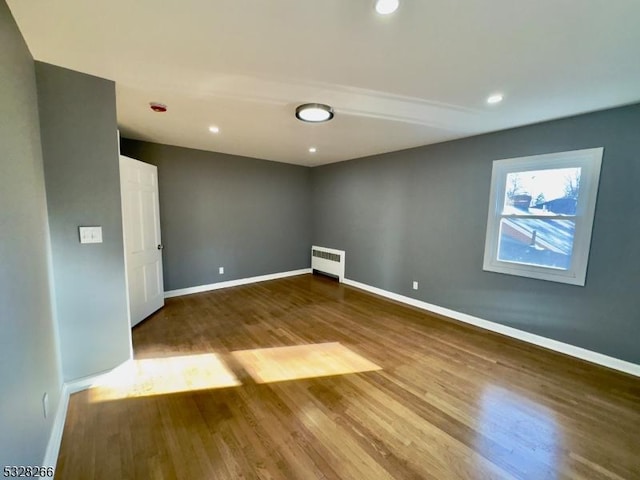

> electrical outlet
[42,393,49,419]
[219,267,224,275]
[412,281,419,290]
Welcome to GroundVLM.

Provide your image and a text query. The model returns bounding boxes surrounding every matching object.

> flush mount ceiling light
[208,125,220,133]
[309,147,317,153]
[487,93,504,104]
[295,103,334,123]
[375,0,399,15]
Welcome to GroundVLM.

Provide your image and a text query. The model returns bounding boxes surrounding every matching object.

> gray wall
[0,1,62,467]
[36,63,131,381]
[120,140,312,291]
[312,104,640,364]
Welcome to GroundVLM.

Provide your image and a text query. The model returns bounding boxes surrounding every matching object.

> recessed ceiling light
[309,147,317,153]
[208,126,220,133]
[375,0,399,15]
[295,103,334,123]
[487,93,504,104]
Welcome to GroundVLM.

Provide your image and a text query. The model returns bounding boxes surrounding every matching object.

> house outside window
[483,148,603,286]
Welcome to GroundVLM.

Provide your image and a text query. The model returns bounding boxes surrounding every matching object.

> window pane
[503,167,581,215]
[497,218,575,270]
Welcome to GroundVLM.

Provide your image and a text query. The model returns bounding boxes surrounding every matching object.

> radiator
[311,245,345,282]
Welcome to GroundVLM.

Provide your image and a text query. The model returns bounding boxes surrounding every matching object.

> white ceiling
[8,0,640,166]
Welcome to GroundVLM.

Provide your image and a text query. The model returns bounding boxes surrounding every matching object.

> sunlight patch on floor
[88,353,240,402]
[232,342,382,384]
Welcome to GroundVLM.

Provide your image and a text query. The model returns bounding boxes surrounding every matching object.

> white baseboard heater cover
[311,245,345,282]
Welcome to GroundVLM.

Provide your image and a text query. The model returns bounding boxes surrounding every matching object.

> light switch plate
[79,226,103,244]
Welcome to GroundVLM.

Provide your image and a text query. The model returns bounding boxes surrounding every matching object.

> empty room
[2,1,639,479]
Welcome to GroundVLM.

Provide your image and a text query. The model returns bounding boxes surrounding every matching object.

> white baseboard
[164,268,312,298]
[343,278,640,378]
[42,361,133,471]
[42,384,70,470]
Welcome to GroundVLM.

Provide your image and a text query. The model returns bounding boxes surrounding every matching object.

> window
[483,148,603,286]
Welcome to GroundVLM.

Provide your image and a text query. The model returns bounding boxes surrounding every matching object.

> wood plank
[54,274,640,479]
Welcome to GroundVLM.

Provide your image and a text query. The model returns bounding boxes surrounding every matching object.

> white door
[120,155,164,327]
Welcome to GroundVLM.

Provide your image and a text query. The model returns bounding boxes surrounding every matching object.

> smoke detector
[149,102,167,113]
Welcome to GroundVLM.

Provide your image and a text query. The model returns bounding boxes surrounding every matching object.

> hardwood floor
[55,274,640,479]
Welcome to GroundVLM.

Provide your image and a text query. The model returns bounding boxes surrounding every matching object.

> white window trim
[483,147,603,286]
